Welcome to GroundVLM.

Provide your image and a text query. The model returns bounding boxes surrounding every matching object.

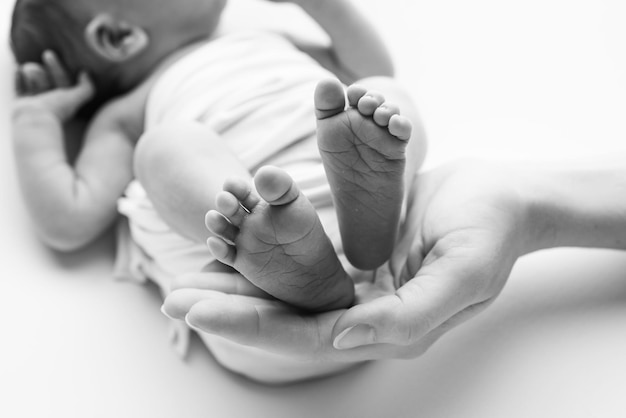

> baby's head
[11,0,227,101]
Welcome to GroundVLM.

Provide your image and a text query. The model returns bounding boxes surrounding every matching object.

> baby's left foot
[206,166,354,312]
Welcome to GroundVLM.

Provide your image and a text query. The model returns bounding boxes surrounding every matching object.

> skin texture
[10,0,229,250]
[206,166,355,312]
[12,0,426,383]
[315,78,412,270]
[203,81,413,312]
[11,0,400,252]
[164,154,626,370]
[162,160,529,363]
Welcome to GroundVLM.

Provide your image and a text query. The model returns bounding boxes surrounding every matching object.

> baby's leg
[206,166,355,312]
[134,122,251,244]
[314,77,426,270]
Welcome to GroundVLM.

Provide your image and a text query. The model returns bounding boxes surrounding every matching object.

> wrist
[515,158,626,252]
[478,163,544,257]
[512,165,560,253]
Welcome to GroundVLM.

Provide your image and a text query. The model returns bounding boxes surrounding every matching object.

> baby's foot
[315,79,413,270]
[206,166,354,312]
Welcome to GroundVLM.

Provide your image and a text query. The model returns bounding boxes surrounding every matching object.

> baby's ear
[84,14,149,62]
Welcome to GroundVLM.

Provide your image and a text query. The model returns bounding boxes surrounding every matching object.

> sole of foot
[315,78,412,270]
[206,166,355,312]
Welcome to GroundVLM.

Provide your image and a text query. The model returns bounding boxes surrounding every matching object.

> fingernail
[184,314,202,332]
[333,324,376,350]
[160,304,174,319]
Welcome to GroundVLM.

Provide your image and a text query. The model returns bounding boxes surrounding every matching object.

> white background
[1,0,626,417]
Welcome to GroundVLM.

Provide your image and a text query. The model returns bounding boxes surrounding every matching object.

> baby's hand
[14,50,94,122]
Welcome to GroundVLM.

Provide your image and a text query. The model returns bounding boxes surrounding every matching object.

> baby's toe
[223,177,259,212]
[207,237,236,265]
[346,84,369,107]
[388,115,412,141]
[216,191,247,226]
[254,166,300,206]
[314,78,346,119]
[373,102,400,127]
[205,210,238,243]
[357,91,385,116]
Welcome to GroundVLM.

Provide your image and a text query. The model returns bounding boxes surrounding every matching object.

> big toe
[254,166,300,206]
[314,78,346,119]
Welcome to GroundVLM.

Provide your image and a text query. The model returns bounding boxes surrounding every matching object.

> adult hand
[164,266,367,383]
[163,159,534,361]
[332,159,531,355]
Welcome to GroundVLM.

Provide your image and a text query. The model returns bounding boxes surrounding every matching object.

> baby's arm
[274,0,394,83]
[12,59,135,251]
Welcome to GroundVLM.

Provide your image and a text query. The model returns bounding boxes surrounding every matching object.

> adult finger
[186,291,460,362]
[382,301,493,360]
[42,50,71,87]
[389,178,425,284]
[332,253,484,350]
[184,291,348,361]
[169,271,270,298]
[162,288,270,320]
[184,291,440,362]
[180,287,469,362]
[163,276,271,320]
[390,231,425,289]
[345,301,492,360]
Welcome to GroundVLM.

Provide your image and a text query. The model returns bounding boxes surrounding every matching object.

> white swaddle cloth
[114,31,343,354]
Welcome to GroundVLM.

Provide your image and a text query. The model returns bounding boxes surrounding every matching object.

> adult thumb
[332,268,475,350]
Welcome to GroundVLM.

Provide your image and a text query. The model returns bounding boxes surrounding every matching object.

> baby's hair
[11,0,84,77]
[11,0,120,104]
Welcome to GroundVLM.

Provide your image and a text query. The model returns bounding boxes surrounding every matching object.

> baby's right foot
[315,79,413,270]
[206,166,354,312]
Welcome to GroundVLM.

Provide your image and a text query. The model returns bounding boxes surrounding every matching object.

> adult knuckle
[388,298,415,346]
[396,287,434,344]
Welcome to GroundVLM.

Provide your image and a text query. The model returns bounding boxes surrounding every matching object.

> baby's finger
[71,72,95,103]
[14,69,27,96]
[42,50,71,88]
[42,72,95,121]
[21,62,51,94]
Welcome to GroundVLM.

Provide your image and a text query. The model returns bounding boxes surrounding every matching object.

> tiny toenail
[239,202,250,214]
